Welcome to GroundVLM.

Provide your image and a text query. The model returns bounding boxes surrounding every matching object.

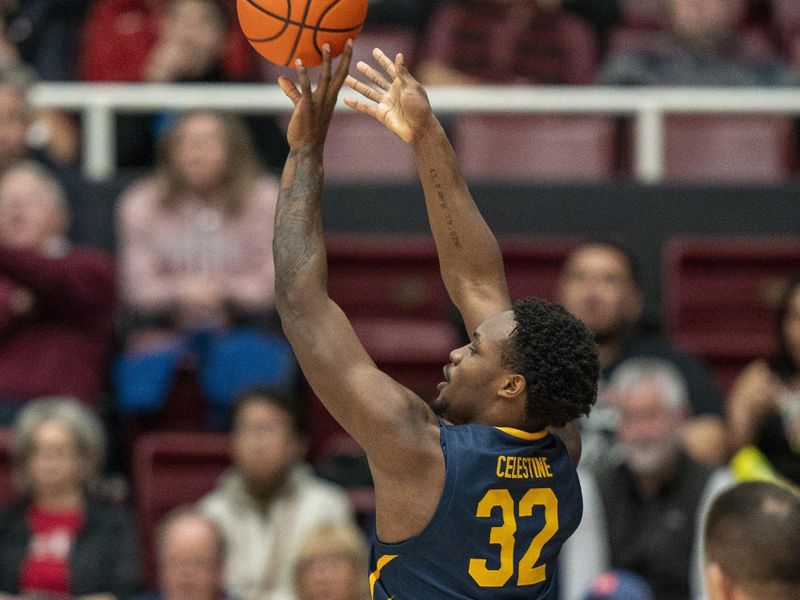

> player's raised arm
[344,50,510,335]
[273,43,440,463]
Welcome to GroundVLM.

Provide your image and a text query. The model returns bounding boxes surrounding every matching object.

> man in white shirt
[200,388,354,600]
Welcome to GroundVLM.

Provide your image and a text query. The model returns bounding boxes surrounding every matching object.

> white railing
[28,83,800,183]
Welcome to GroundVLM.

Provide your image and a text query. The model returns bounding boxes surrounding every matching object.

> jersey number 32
[469,488,559,588]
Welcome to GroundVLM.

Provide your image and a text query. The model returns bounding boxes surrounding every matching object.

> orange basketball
[237,0,367,67]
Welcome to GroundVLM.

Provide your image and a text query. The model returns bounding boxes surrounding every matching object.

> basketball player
[274,42,598,599]
[703,481,800,600]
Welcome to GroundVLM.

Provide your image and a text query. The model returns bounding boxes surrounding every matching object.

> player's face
[0,169,64,252]
[232,399,306,489]
[616,382,683,474]
[559,246,641,343]
[433,311,517,425]
[172,113,229,193]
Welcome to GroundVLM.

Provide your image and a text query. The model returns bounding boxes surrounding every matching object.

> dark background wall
[322,181,800,314]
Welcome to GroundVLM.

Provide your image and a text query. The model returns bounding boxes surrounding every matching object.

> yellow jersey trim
[495,426,548,441]
[369,554,398,599]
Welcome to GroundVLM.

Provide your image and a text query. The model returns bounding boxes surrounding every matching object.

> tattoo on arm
[429,167,461,249]
[273,151,327,294]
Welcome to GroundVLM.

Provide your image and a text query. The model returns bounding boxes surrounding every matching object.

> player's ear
[499,373,526,400]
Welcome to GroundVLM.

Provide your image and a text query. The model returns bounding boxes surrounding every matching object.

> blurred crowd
[0,1,797,600]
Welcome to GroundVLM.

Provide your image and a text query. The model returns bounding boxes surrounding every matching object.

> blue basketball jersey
[369,422,582,599]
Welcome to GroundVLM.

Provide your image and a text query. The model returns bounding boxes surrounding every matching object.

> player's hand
[278,40,353,151]
[344,48,436,145]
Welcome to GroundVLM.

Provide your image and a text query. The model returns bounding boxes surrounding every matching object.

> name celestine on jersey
[496,455,554,480]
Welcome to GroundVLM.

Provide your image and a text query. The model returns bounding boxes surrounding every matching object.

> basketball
[237,0,368,67]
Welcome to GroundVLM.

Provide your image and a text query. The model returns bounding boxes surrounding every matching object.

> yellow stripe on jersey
[495,427,548,441]
[369,554,398,599]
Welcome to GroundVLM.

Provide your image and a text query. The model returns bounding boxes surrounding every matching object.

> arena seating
[511,12,598,85]
[663,236,800,393]
[663,115,795,181]
[0,428,15,508]
[501,237,578,301]
[133,432,230,585]
[453,116,616,182]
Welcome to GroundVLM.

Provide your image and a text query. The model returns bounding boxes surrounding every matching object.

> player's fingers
[277,77,301,105]
[331,39,354,89]
[317,43,332,98]
[372,47,398,80]
[343,96,381,119]
[345,75,383,104]
[356,61,391,91]
[296,59,312,99]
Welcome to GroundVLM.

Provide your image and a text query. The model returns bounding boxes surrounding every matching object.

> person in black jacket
[0,397,140,599]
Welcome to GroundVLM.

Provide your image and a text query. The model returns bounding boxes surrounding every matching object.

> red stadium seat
[663,115,795,182]
[511,12,598,84]
[350,25,419,70]
[423,3,598,84]
[322,114,417,182]
[0,428,16,509]
[422,2,521,83]
[326,234,451,320]
[663,237,800,393]
[618,0,667,28]
[501,238,579,301]
[133,432,231,586]
[318,26,420,182]
[453,115,616,182]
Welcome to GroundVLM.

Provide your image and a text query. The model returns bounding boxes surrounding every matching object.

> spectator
[0,0,92,81]
[80,0,288,169]
[703,481,800,600]
[0,67,103,245]
[0,397,140,598]
[293,522,369,600]
[417,0,604,85]
[136,507,233,600]
[562,359,734,600]
[727,275,800,487]
[598,0,799,86]
[199,389,354,600]
[558,240,728,467]
[114,110,294,429]
[543,0,620,54]
[0,162,115,422]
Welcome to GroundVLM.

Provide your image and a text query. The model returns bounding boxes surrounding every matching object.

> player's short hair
[504,298,598,428]
[231,386,308,436]
[704,481,800,600]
